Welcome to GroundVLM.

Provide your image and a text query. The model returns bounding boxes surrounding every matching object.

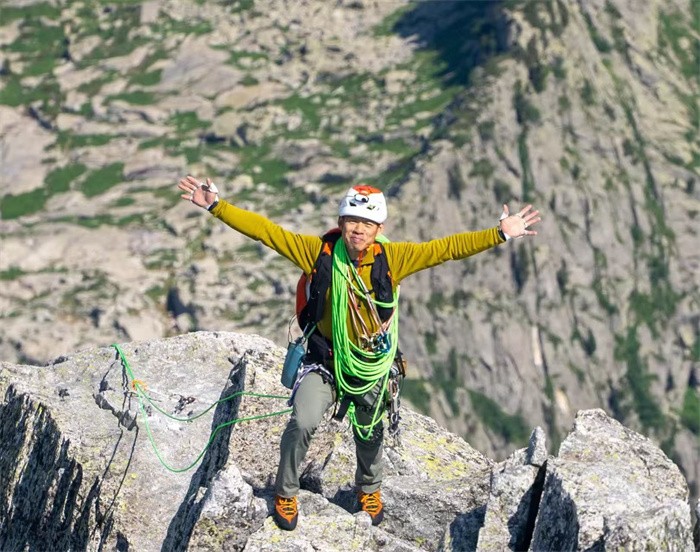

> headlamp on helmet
[338,184,387,224]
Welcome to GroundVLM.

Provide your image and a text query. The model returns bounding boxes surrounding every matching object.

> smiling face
[338,216,384,259]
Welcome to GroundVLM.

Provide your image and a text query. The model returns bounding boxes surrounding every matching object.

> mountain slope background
[1,0,698,505]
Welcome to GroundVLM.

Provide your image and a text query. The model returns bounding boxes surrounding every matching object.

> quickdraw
[387,354,407,443]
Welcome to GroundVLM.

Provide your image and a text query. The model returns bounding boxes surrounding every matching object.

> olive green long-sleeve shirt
[211,200,505,343]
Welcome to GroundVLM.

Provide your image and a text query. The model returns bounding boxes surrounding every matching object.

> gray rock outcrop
[0,332,695,551]
[530,409,694,551]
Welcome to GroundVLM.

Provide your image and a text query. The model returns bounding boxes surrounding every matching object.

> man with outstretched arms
[177,175,540,530]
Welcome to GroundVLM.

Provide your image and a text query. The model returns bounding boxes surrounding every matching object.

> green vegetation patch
[169,111,210,134]
[0,187,47,219]
[629,282,680,336]
[55,133,114,150]
[267,186,309,218]
[45,163,88,194]
[276,93,323,133]
[373,152,418,191]
[614,326,665,432]
[468,389,529,443]
[112,196,136,207]
[0,72,63,119]
[235,143,291,190]
[372,4,413,37]
[492,178,512,203]
[0,76,26,107]
[53,213,143,228]
[551,57,567,82]
[1,162,92,219]
[469,159,495,181]
[658,9,699,80]
[3,9,66,79]
[77,72,120,96]
[224,0,255,13]
[0,2,60,22]
[143,249,178,270]
[225,49,269,67]
[692,335,700,362]
[581,9,613,53]
[364,137,416,157]
[80,163,125,197]
[0,266,26,280]
[401,379,430,412]
[381,50,460,124]
[424,331,437,355]
[145,284,167,303]
[580,79,596,106]
[73,4,147,65]
[680,386,700,434]
[129,69,162,86]
[513,82,541,126]
[150,13,213,36]
[512,0,569,37]
[107,90,157,105]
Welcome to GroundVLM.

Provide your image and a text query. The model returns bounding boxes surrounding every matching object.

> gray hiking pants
[274,371,385,497]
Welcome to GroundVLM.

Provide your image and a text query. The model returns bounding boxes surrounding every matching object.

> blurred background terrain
[0,0,698,503]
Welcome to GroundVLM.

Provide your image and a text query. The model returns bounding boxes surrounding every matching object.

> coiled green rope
[112,344,292,473]
[330,238,399,441]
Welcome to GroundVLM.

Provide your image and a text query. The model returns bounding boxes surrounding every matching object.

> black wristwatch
[207,200,219,212]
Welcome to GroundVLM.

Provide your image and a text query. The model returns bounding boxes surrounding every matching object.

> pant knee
[290,405,325,437]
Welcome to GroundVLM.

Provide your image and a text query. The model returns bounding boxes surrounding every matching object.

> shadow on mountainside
[392,0,511,88]
[161,359,246,552]
[529,473,579,550]
[447,504,487,551]
[508,464,546,550]
[383,0,513,196]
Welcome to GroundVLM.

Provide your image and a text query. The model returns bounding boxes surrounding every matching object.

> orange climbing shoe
[358,489,384,526]
[273,495,298,531]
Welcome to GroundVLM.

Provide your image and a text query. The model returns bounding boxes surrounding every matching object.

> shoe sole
[273,514,298,531]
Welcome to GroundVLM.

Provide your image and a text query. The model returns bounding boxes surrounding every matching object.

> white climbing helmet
[338,184,387,224]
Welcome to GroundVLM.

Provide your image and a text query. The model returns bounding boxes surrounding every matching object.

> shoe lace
[359,491,381,514]
[277,496,297,516]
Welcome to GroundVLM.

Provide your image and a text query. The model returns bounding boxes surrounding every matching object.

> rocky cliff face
[0,332,696,551]
[0,0,698,518]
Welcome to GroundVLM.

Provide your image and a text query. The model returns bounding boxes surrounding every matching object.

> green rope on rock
[111,344,292,473]
[330,238,399,441]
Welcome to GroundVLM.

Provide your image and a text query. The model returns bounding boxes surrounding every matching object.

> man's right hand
[178,175,219,210]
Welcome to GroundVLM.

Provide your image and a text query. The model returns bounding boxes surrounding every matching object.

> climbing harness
[111,344,292,473]
[287,361,334,406]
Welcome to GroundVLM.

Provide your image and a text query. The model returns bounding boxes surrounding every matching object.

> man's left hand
[499,204,541,239]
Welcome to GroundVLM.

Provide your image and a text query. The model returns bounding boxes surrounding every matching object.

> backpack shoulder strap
[298,230,341,330]
[369,242,394,322]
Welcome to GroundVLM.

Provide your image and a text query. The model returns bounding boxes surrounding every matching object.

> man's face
[338,216,384,259]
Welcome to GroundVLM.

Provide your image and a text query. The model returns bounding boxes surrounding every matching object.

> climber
[177,175,541,530]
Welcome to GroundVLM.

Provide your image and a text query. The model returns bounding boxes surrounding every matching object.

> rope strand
[330,240,399,440]
[112,344,291,473]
